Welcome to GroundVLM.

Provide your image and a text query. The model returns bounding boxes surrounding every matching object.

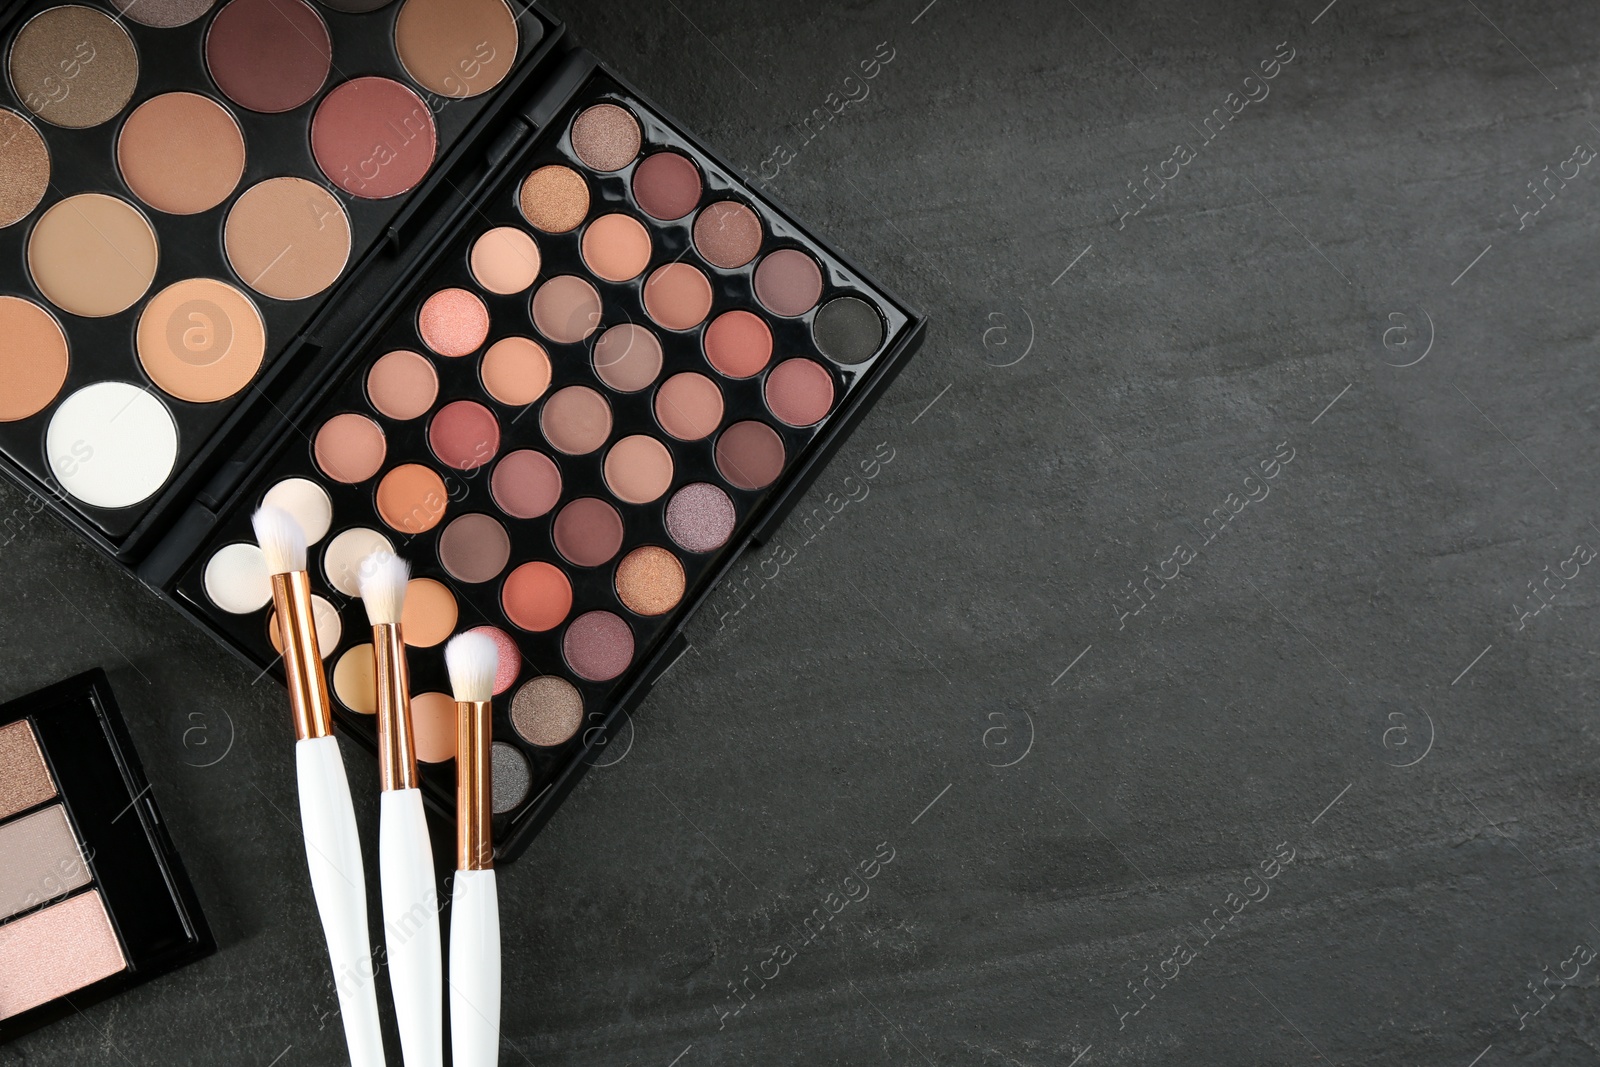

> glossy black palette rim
[0,0,560,552]
[166,64,922,862]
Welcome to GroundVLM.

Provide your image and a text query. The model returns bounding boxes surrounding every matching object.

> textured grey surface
[6,0,1600,1063]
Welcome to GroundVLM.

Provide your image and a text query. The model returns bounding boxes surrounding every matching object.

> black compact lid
[0,669,214,1042]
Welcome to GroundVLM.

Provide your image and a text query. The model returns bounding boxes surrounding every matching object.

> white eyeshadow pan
[45,383,178,509]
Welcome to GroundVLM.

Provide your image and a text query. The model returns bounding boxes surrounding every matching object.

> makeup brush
[252,504,386,1067]
[357,551,443,1067]
[444,631,501,1067]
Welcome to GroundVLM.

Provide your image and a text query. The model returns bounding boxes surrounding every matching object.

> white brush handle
[450,868,501,1067]
[296,736,386,1067]
[380,789,443,1067]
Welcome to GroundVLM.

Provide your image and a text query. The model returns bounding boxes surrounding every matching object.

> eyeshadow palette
[0,0,563,550]
[158,56,923,861]
[0,670,213,1040]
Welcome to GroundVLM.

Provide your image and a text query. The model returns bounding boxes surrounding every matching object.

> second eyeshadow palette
[0,0,561,547]
[169,66,921,859]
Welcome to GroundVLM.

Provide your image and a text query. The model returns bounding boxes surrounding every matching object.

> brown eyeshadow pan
[205,0,331,114]
[0,110,49,228]
[394,0,518,100]
[0,721,56,821]
[10,6,138,129]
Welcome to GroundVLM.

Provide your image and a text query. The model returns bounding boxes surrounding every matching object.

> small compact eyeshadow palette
[0,670,213,1040]
[0,0,563,548]
[0,4,925,863]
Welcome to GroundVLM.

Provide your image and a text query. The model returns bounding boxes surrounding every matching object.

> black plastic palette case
[0,671,213,1040]
[0,0,926,861]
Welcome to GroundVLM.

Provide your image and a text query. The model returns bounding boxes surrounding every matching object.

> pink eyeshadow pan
[418,288,490,357]
[0,890,126,1021]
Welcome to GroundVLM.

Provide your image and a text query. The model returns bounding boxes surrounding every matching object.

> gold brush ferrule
[372,622,418,792]
[270,571,333,741]
[456,699,494,871]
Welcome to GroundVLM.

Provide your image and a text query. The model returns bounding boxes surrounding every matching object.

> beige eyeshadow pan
[0,805,90,922]
[27,194,159,318]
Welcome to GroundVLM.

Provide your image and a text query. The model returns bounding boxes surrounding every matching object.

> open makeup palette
[0,0,925,861]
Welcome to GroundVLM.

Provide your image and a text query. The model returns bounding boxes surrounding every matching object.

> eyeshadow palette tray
[0,0,564,550]
[0,670,213,1039]
[156,54,925,862]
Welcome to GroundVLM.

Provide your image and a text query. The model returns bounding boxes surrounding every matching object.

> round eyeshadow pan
[519,165,588,233]
[703,310,772,379]
[118,93,245,216]
[570,103,641,172]
[224,177,352,301]
[11,6,138,129]
[28,194,158,318]
[314,413,386,483]
[261,477,333,544]
[654,372,724,441]
[632,151,701,221]
[367,350,439,421]
[511,676,582,747]
[693,201,762,269]
[312,77,436,199]
[764,359,836,427]
[113,0,216,26]
[615,546,685,616]
[439,513,511,584]
[754,249,824,317]
[490,450,561,518]
[203,542,271,614]
[419,288,490,357]
[531,275,602,344]
[376,463,448,532]
[468,625,521,695]
[480,337,551,406]
[136,278,266,403]
[491,742,531,812]
[323,527,393,596]
[642,263,712,331]
[563,611,634,682]
[715,421,785,491]
[269,593,341,658]
[592,324,662,393]
[581,214,651,282]
[813,295,887,364]
[603,435,674,505]
[409,692,457,762]
[402,578,457,647]
[665,482,736,553]
[206,0,330,114]
[333,644,377,713]
[501,561,572,632]
[553,498,623,567]
[0,110,49,228]
[428,399,500,470]
[470,227,541,294]
[46,384,177,509]
[0,297,68,422]
[394,0,518,99]
[540,385,611,455]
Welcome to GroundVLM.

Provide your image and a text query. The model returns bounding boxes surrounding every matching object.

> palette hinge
[137,501,220,592]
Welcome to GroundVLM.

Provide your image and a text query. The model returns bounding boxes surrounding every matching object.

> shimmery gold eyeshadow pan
[0,673,212,1039]
[0,12,921,863]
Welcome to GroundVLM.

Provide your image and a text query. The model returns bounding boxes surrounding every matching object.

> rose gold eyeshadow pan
[129,60,920,864]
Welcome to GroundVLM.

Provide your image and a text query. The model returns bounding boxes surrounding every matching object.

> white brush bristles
[445,632,498,705]
[252,504,307,575]
[357,551,410,627]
